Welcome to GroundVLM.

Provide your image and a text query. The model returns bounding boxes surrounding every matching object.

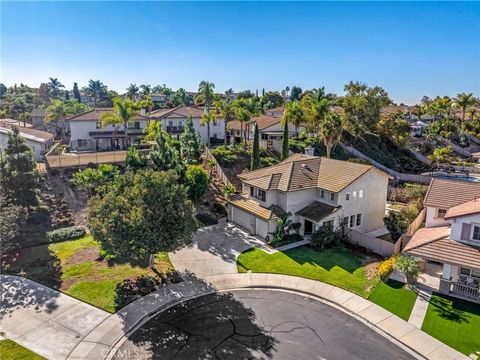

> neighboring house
[0,118,33,128]
[227,114,297,145]
[0,123,54,160]
[149,93,167,107]
[68,108,148,151]
[404,198,480,302]
[227,153,391,239]
[423,178,480,228]
[265,106,284,118]
[31,108,46,127]
[411,120,428,137]
[150,106,225,144]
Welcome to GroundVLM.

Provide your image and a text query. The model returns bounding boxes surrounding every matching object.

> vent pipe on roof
[305,146,314,157]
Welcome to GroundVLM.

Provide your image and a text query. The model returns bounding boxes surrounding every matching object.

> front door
[304,220,313,235]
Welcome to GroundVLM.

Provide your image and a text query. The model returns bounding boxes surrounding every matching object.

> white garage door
[255,219,269,239]
[232,206,254,233]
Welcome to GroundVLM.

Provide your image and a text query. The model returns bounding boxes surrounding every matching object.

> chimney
[140,108,146,117]
[304,146,314,157]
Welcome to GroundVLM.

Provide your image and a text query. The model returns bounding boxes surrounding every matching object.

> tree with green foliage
[341,81,391,136]
[85,80,107,108]
[282,100,303,137]
[383,211,408,242]
[184,165,209,203]
[281,119,290,160]
[150,130,178,171]
[260,91,284,110]
[320,111,343,158]
[0,128,40,207]
[200,110,214,148]
[180,117,204,165]
[0,194,24,252]
[89,170,196,266]
[394,256,420,286]
[125,147,147,171]
[428,146,452,165]
[214,99,236,146]
[377,113,412,146]
[71,164,119,197]
[251,123,260,170]
[100,97,138,148]
[126,84,139,99]
[47,77,64,98]
[290,86,302,101]
[454,93,476,121]
[73,82,81,102]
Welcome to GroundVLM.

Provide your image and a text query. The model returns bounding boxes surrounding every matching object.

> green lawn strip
[368,279,417,321]
[66,280,120,313]
[0,339,45,360]
[237,246,372,297]
[421,293,480,356]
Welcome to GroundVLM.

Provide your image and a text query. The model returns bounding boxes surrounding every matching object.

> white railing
[452,282,480,300]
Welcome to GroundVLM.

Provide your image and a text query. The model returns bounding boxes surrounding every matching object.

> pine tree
[73,82,81,102]
[180,116,204,165]
[2,127,40,206]
[251,123,260,170]
[281,119,289,160]
[150,130,178,171]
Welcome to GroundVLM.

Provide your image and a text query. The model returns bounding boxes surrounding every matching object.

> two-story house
[265,106,284,118]
[403,178,480,302]
[150,106,225,144]
[68,108,148,151]
[227,153,391,239]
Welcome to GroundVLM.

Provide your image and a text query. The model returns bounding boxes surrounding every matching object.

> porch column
[442,263,452,280]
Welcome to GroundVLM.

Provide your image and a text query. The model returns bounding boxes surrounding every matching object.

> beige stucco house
[227,153,391,239]
[404,178,480,302]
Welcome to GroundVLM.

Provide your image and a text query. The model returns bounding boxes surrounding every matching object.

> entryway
[304,219,313,235]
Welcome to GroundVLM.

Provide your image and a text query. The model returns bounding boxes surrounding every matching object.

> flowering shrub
[377,256,398,279]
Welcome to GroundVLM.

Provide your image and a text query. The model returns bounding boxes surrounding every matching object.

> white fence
[271,139,294,157]
[347,229,399,257]
[405,147,480,174]
[205,147,233,187]
[441,138,471,157]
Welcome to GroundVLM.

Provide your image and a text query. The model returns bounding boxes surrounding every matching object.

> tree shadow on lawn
[0,245,63,320]
[429,294,476,324]
[114,276,276,360]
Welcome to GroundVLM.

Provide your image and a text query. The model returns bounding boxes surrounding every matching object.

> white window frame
[359,189,364,198]
[320,190,325,199]
[356,213,362,227]
[349,215,355,228]
[352,191,357,199]
[255,188,266,202]
[323,219,334,229]
[77,139,88,148]
[472,224,480,241]
[436,208,447,218]
[330,193,335,201]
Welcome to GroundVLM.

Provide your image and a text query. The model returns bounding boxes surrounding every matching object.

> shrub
[222,184,236,196]
[394,256,420,286]
[195,213,219,228]
[185,165,209,203]
[46,226,86,243]
[114,275,161,310]
[310,225,346,249]
[377,256,398,279]
[27,210,50,225]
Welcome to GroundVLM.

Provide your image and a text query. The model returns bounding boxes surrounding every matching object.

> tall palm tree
[201,110,214,148]
[234,106,251,149]
[100,98,138,149]
[86,80,105,108]
[140,84,151,96]
[126,84,139,100]
[10,97,29,127]
[282,100,304,137]
[214,99,236,146]
[454,93,475,121]
[195,81,215,110]
[412,104,425,121]
[320,111,343,158]
[47,77,64,98]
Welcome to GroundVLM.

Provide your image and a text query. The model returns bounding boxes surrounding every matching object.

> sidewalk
[408,289,432,328]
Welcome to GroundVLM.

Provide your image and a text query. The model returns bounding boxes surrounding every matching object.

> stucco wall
[425,206,450,228]
[157,117,225,144]
[450,213,480,247]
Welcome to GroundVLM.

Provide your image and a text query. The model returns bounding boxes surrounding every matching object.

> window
[359,190,364,198]
[250,186,254,196]
[323,219,334,229]
[437,209,447,218]
[133,121,140,129]
[213,120,217,126]
[352,191,357,198]
[473,225,480,240]
[346,193,350,201]
[320,190,325,199]
[213,133,218,139]
[349,215,355,228]
[96,122,101,129]
[460,268,480,279]
[330,193,335,201]
[77,139,88,148]
[168,121,173,127]
[256,189,266,202]
[356,213,362,227]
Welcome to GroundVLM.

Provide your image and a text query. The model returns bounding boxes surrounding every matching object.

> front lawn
[1,235,176,313]
[422,293,480,356]
[368,279,417,321]
[0,339,45,360]
[237,246,376,297]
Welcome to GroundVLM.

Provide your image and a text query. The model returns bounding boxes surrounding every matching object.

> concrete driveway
[169,218,271,277]
[0,275,110,360]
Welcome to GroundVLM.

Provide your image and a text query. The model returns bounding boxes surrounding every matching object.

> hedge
[46,226,86,243]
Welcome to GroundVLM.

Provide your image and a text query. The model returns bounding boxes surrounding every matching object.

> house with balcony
[150,106,225,144]
[68,108,148,151]
[227,153,391,239]
[403,178,480,302]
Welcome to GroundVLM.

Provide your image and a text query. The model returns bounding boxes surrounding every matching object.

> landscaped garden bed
[1,235,178,313]
[421,293,480,356]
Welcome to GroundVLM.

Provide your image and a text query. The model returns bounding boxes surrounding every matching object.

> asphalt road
[115,289,414,360]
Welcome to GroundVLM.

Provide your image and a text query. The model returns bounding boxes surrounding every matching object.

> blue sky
[1,1,479,104]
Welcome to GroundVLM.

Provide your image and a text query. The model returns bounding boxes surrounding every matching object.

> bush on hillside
[46,226,86,243]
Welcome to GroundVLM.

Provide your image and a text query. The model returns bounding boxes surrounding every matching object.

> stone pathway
[408,288,432,328]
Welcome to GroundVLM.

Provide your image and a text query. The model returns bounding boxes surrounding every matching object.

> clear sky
[1,1,479,104]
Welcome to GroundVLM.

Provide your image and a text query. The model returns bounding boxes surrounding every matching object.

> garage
[255,218,269,239]
[230,206,255,234]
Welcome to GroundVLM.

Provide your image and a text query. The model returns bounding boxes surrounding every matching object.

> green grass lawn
[2,235,176,313]
[237,246,375,297]
[0,339,45,360]
[368,280,417,321]
[422,293,480,356]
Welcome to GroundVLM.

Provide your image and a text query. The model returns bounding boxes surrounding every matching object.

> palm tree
[454,93,475,121]
[282,100,304,137]
[201,110,214,148]
[195,81,215,110]
[86,80,105,108]
[320,111,343,158]
[140,84,151,96]
[47,77,64,98]
[285,86,290,97]
[126,84,139,99]
[214,99,236,146]
[412,104,425,121]
[100,98,138,149]
[10,97,29,127]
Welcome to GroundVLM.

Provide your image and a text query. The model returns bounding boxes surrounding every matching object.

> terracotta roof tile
[227,194,285,221]
[424,178,480,209]
[227,115,281,132]
[295,201,342,222]
[67,108,147,122]
[150,106,204,119]
[445,199,480,219]
[403,226,451,252]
